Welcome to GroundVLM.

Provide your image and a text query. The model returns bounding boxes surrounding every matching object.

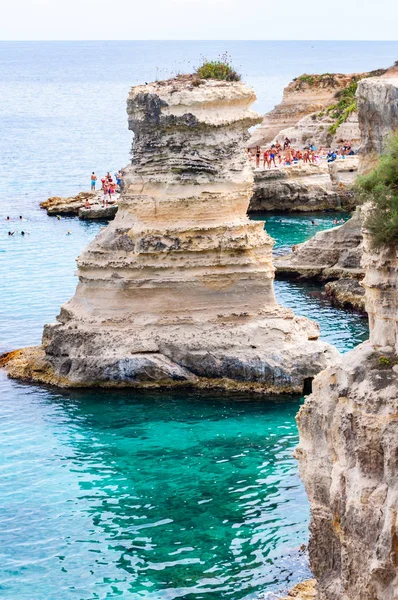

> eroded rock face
[357,75,398,173]
[268,110,360,152]
[3,75,338,391]
[275,207,364,280]
[251,158,358,213]
[249,74,355,147]
[296,209,398,599]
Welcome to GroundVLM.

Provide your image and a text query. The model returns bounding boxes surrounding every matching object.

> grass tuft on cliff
[326,69,387,135]
[357,133,398,249]
[195,53,241,82]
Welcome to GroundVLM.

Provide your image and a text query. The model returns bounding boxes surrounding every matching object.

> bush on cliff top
[195,53,241,82]
[356,133,398,250]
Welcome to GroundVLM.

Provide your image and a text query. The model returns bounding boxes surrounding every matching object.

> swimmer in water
[21,231,25,236]
[66,231,71,236]
[19,216,23,220]
[6,216,10,221]
[311,220,317,225]
[57,215,61,220]
[8,231,15,236]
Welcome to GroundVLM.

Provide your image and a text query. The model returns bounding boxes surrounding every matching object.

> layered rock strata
[296,208,398,599]
[357,74,398,173]
[250,158,358,213]
[324,278,365,313]
[249,74,355,147]
[41,191,119,219]
[3,76,338,391]
[275,208,364,280]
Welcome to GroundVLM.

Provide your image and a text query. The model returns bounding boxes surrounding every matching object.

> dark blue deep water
[0,41,390,599]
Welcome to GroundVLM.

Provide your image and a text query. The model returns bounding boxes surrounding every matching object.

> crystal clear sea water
[0,41,394,599]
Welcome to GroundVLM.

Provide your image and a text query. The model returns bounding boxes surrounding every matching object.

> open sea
[0,41,395,599]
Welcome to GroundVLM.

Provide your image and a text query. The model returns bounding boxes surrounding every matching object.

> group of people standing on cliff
[249,136,356,170]
[90,171,123,207]
[249,137,317,169]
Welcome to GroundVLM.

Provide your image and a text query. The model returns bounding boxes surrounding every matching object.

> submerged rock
[3,75,338,391]
[41,191,119,219]
[296,205,398,599]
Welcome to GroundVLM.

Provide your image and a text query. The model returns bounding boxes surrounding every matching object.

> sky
[1,0,397,41]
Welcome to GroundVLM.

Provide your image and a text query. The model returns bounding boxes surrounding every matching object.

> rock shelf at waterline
[2,75,338,391]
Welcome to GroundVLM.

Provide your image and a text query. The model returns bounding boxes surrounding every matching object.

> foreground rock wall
[3,75,337,391]
[296,208,398,600]
[357,75,398,173]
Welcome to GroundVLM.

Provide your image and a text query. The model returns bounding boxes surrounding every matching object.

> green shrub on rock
[195,53,241,82]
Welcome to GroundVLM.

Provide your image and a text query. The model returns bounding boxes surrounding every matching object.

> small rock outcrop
[41,191,119,219]
[357,74,398,173]
[251,158,358,213]
[324,277,365,312]
[275,580,317,600]
[3,75,338,391]
[274,207,364,280]
[295,207,398,599]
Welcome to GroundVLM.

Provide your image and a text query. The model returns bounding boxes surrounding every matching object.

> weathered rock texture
[41,191,119,219]
[268,109,360,151]
[357,74,398,174]
[275,580,317,600]
[3,76,338,391]
[296,207,398,600]
[324,278,365,313]
[251,158,358,213]
[275,208,364,280]
[249,74,355,147]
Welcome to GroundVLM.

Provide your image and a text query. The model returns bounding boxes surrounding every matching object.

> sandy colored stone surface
[324,277,366,313]
[4,75,338,391]
[251,157,358,213]
[275,207,364,280]
[41,191,119,219]
[357,75,398,174]
[249,74,356,147]
[296,205,398,600]
[276,579,317,600]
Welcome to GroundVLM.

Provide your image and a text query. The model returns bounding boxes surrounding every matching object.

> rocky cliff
[251,157,358,213]
[249,74,355,147]
[357,74,398,173]
[275,207,364,280]
[295,206,398,600]
[2,75,338,391]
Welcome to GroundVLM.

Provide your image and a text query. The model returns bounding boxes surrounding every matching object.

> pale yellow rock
[4,75,338,390]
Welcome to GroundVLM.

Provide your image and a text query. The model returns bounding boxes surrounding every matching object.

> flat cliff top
[128,74,262,127]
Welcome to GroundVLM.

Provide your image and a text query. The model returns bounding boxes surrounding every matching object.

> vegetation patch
[326,69,387,135]
[195,53,241,82]
[356,133,398,249]
[293,73,340,89]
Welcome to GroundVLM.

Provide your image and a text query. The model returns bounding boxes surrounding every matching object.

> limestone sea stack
[295,205,398,599]
[2,75,338,391]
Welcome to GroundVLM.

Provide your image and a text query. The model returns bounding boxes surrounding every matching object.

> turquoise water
[0,41,377,599]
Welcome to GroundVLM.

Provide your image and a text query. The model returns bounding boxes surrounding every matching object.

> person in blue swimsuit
[91,172,97,191]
